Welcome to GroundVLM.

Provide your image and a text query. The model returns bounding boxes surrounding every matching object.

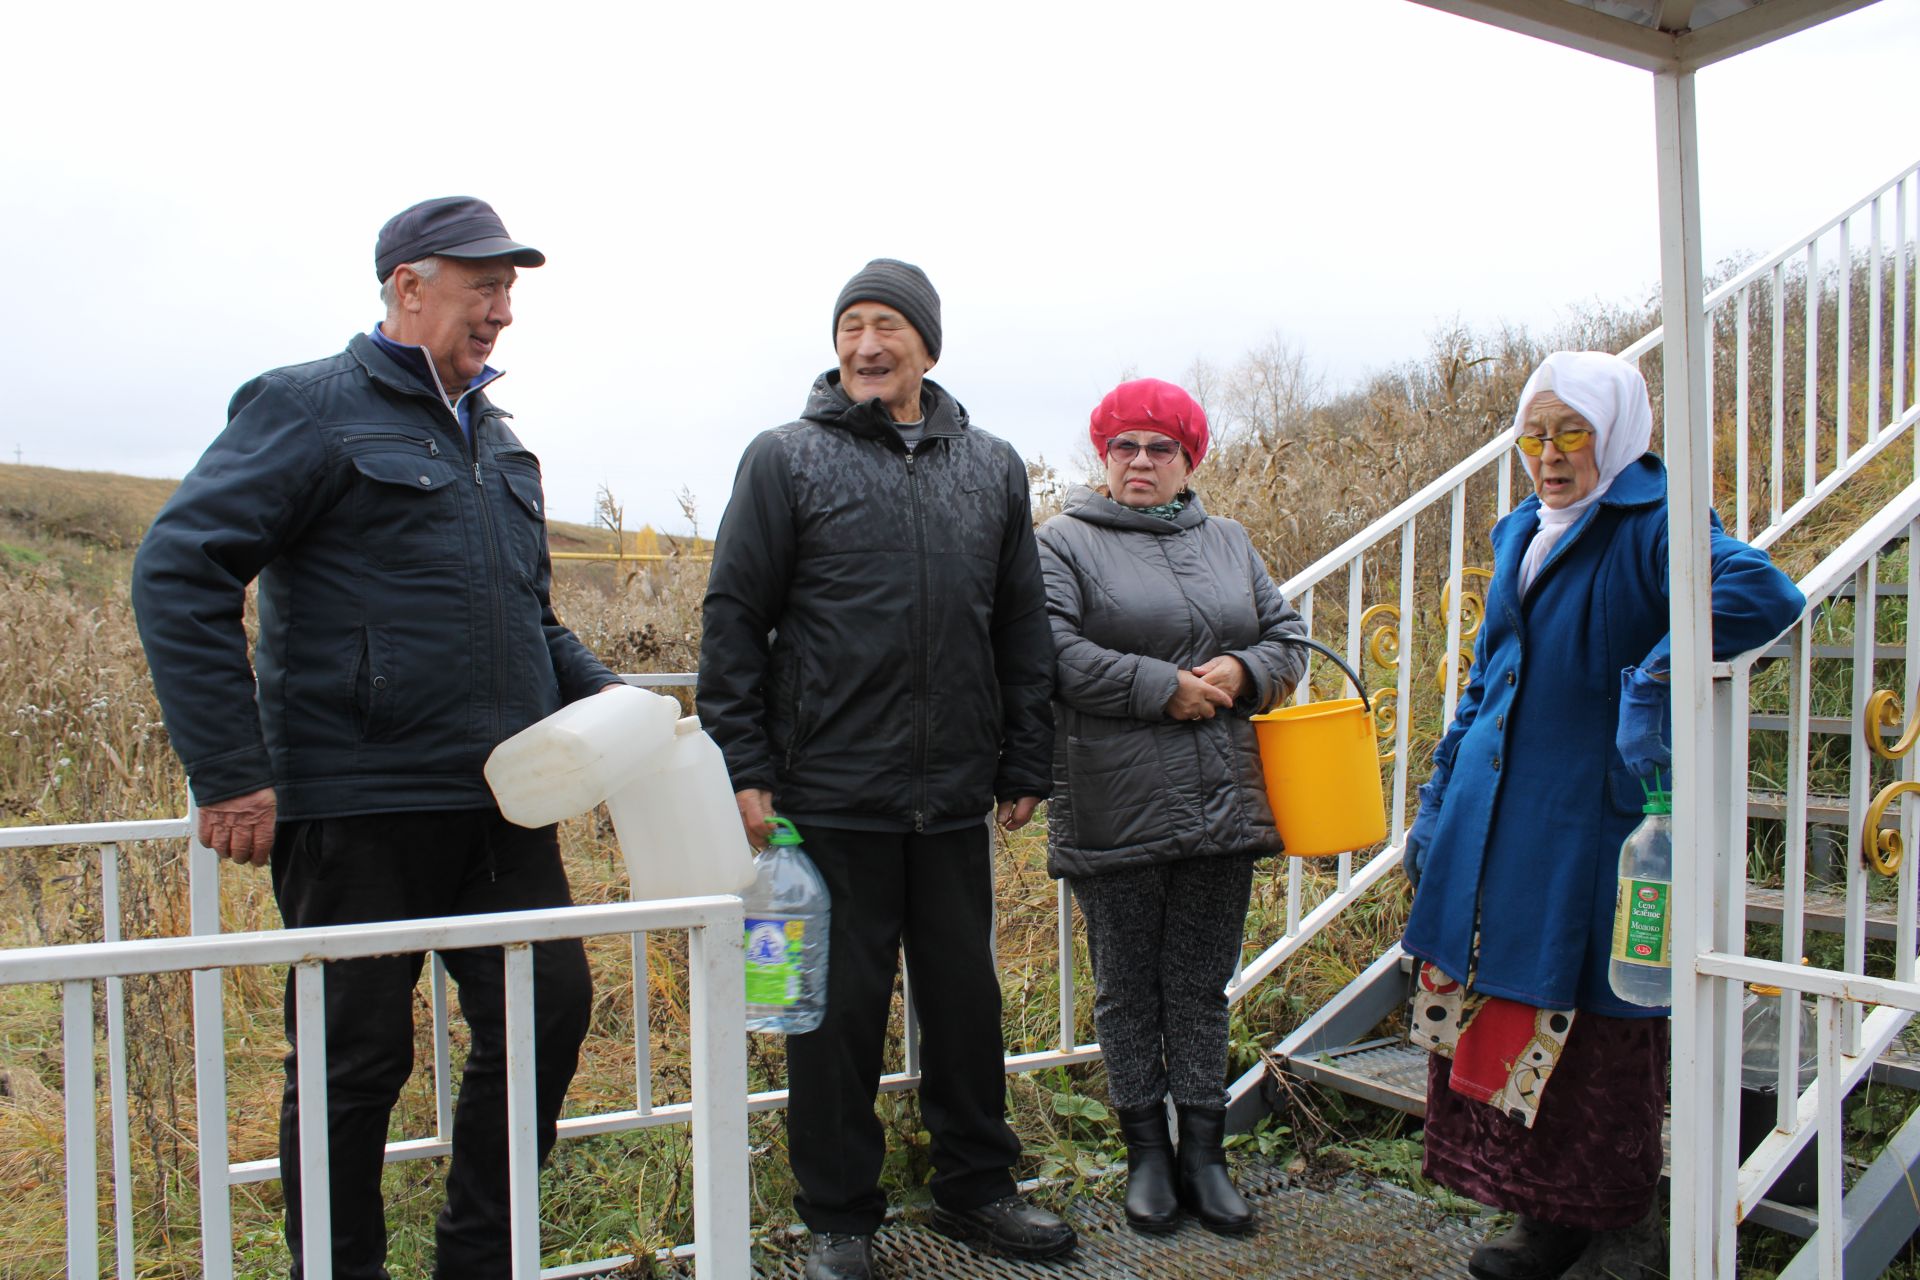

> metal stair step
[1744,884,1902,941]
[1745,791,1857,824]
[1283,1037,1429,1116]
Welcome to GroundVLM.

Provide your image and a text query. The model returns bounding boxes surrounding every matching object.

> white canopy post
[1654,64,1732,1280]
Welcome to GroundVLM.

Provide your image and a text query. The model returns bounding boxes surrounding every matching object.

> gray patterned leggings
[1068,855,1258,1111]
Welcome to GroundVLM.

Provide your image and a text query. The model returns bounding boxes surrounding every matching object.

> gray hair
[379,255,441,314]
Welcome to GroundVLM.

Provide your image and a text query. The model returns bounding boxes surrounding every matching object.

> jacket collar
[1061,484,1208,532]
[348,331,503,417]
[800,369,968,444]
[1507,452,1665,527]
[1497,452,1665,609]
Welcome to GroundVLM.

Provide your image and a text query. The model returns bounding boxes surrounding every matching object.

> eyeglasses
[1107,439,1184,465]
[1515,429,1595,457]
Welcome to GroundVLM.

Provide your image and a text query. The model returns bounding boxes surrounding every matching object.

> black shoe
[1175,1105,1255,1235]
[804,1231,875,1280]
[1117,1103,1180,1233]
[931,1194,1077,1260]
[1467,1216,1593,1280]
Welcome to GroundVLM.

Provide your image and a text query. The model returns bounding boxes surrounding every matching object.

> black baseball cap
[375,196,545,282]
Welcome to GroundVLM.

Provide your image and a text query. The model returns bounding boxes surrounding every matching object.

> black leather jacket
[132,334,619,819]
[697,372,1053,832]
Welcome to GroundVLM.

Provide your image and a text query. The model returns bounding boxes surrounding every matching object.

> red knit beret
[1088,378,1209,467]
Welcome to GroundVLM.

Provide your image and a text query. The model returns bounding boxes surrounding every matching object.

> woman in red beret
[1035,378,1307,1236]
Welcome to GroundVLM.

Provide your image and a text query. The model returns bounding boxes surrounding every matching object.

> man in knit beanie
[700,261,1072,1278]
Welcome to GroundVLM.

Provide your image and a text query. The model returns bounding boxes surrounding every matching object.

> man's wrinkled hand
[996,796,1042,831]
[199,787,278,867]
[736,788,777,851]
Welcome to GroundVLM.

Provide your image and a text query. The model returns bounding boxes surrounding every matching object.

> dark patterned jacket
[697,372,1053,832]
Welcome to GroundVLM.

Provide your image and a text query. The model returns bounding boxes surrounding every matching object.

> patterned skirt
[1421,1012,1667,1230]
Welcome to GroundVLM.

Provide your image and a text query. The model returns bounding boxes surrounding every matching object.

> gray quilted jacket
[1036,486,1307,878]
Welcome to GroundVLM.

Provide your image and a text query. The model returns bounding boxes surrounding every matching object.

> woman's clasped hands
[1165,655,1248,722]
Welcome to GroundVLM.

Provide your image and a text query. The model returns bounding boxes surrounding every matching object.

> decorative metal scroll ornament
[1433,567,1493,693]
[1861,780,1920,877]
[1358,603,1401,761]
[1370,690,1400,763]
[1864,689,1920,762]
[1356,567,1494,763]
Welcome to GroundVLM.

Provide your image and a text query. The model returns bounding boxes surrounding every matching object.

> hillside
[0,462,700,599]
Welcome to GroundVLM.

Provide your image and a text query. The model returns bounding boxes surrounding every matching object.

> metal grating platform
[679,1164,1482,1279]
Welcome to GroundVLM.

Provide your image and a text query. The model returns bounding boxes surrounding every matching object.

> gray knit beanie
[832,258,942,362]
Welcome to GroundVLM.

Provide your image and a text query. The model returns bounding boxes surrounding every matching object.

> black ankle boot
[1174,1105,1254,1234]
[1116,1104,1180,1233]
[1467,1215,1593,1280]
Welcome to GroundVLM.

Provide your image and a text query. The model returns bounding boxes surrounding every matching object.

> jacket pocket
[778,644,820,769]
[1606,762,1649,817]
[348,625,395,742]
[495,459,548,576]
[348,452,462,566]
[1064,725,1172,853]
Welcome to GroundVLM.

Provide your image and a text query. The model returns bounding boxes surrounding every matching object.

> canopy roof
[1407,0,1881,70]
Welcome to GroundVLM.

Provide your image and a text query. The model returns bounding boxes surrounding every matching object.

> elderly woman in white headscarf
[1400,352,1804,1280]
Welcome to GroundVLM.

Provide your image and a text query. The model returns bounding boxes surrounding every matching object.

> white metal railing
[1670,478,1920,1278]
[1666,161,1920,1280]
[0,896,748,1280]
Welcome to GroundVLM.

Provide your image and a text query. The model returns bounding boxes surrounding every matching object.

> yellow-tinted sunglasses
[1515,429,1595,457]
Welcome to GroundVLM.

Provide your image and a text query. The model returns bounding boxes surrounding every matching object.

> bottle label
[1611,877,1671,967]
[744,914,806,1006]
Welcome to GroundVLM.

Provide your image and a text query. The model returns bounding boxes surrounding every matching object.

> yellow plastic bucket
[1251,640,1387,857]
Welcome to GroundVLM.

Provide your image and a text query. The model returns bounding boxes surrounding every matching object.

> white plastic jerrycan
[485,683,680,826]
[605,714,756,900]
[484,684,755,900]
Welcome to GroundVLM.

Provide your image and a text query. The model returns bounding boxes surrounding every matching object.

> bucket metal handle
[1278,634,1371,714]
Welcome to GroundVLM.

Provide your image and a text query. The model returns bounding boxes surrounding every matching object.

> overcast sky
[4,0,1917,535]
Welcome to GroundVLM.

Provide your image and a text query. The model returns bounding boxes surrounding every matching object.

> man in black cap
[133,196,620,1279]
[699,259,1072,1278]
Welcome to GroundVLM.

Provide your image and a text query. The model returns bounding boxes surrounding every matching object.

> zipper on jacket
[460,409,509,746]
[905,451,929,832]
[344,430,439,457]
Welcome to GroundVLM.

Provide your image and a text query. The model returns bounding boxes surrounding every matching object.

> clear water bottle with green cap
[742,816,830,1034]
[1609,774,1674,1007]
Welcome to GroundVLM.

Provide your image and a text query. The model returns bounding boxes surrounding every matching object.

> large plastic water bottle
[1608,779,1674,1007]
[742,817,830,1035]
[1740,981,1816,1094]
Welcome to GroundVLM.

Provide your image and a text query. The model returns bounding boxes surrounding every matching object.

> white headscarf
[1513,351,1654,596]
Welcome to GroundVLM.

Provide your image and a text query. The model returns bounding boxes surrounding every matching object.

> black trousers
[270,810,593,1280]
[1068,855,1256,1110]
[784,822,1021,1234]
